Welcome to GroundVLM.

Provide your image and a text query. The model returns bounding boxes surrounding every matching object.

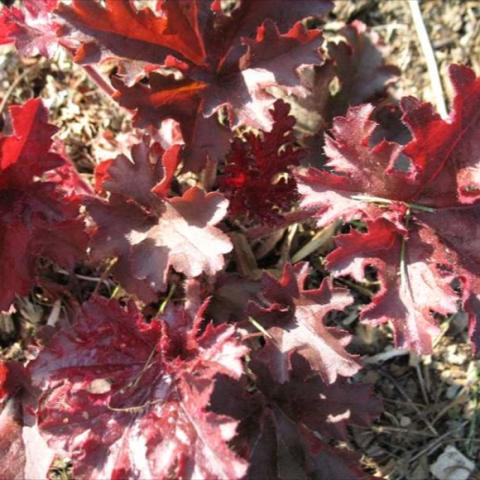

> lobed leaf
[29,296,248,479]
[219,99,302,225]
[88,138,232,301]
[249,263,361,383]
[0,99,87,311]
[297,65,480,354]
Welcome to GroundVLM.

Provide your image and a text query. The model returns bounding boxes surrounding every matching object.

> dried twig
[381,370,438,436]
[291,221,338,263]
[408,0,448,118]
[408,421,468,463]
[0,64,37,116]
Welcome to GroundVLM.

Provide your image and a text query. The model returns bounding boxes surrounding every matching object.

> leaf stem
[351,194,435,213]
[399,210,412,304]
[247,316,273,339]
[158,284,176,315]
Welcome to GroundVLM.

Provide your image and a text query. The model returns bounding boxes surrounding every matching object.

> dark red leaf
[249,263,360,383]
[0,0,61,57]
[211,353,381,480]
[326,217,457,353]
[0,99,87,311]
[53,0,328,171]
[0,361,55,480]
[29,296,248,479]
[88,138,231,301]
[327,21,399,115]
[402,64,480,205]
[219,100,302,225]
[296,65,480,353]
[296,103,407,227]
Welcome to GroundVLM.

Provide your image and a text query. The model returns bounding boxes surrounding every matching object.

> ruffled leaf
[88,138,231,301]
[219,100,302,225]
[249,263,360,383]
[29,296,248,480]
[0,99,87,311]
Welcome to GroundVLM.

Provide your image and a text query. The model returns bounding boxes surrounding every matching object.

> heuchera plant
[0,1,478,479]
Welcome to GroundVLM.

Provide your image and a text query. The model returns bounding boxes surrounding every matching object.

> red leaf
[29,296,248,479]
[249,263,360,383]
[211,353,381,479]
[297,65,480,353]
[0,98,62,187]
[95,136,180,204]
[402,64,480,205]
[0,361,29,402]
[327,21,400,115]
[219,100,302,225]
[0,361,55,480]
[296,103,407,227]
[416,206,480,355]
[0,99,87,311]
[52,0,328,171]
[88,139,232,301]
[44,145,94,197]
[57,0,207,66]
[291,21,399,167]
[326,218,458,353]
[0,0,61,57]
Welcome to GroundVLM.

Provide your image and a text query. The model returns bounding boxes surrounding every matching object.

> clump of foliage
[0,1,479,479]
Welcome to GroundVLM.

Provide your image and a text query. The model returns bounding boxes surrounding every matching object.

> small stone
[87,378,112,394]
[399,415,411,427]
[430,445,474,480]
[444,345,466,365]
[445,384,461,400]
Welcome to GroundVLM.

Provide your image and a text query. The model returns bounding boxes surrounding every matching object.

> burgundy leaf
[326,217,458,353]
[211,353,381,480]
[416,206,480,355]
[249,263,360,383]
[296,103,407,228]
[292,21,398,167]
[88,138,231,301]
[0,361,54,480]
[219,100,302,225]
[29,296,248,480]
[0,0,61,57]
[327,21,399,116]
[297,65,480,354]
[402,64,480,205]
[51,0,328,171]
[0,99,87,311]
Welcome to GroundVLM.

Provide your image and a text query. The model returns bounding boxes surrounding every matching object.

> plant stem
[351,194,436,213]
[291,221,338,263]
[158,284,176,315]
